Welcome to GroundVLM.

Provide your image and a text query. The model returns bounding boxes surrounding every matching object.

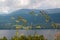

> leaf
[45,18,49,23]
[16,20,20,23]
[21,19,27,24]
[36,24,41,29]
[40,10,50,22]
[40,10,46,15]
[18,16,23,20]
[23,27,29,30]
[29,11,35,15]
[16,30,19,36]
[51,23,57,28]
[45,16,50,23]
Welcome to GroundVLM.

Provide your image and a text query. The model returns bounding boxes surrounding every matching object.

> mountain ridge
[0,9,60,29]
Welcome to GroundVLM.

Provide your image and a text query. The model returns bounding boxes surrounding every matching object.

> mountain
[0,9,60,29]
[46,8,60,14]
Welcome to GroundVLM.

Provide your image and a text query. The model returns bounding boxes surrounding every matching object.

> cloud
[0,0,30,13]
[0,6,10,13]
[26,0,60,9]
[0,0,60,13]
[0,0,5,2]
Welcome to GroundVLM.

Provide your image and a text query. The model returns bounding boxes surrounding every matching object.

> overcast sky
[0,0,60,13]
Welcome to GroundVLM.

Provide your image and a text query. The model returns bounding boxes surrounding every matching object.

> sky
[0,0,60,14]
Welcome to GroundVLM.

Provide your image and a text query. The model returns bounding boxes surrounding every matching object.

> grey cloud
[0,0,60,13]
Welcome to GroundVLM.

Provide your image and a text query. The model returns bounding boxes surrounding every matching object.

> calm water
[0,29,60,40]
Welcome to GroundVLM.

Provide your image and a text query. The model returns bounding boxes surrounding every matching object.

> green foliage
[2,36,7,40]
[27,35,33,40]
[29,11,35,15]
[40,35,45,40]
[11,36,19,40]
[45,16,50,23]
[18,16,23,20]
[36,24,41,29]
[19,35,27,40]
[51,22,57,28]
[0,39,2,40]
[11,16,15,20]
[0,35,47,40]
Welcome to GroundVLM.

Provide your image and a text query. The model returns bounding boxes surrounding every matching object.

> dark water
[0,29,60,40]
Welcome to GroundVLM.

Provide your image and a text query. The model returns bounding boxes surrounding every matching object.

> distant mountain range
[0,8,60,29]
[46,8,60,14]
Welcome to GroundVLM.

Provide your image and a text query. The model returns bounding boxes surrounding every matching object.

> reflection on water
[0,29,60,40]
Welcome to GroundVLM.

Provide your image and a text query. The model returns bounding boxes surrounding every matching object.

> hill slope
[0,9,60,29]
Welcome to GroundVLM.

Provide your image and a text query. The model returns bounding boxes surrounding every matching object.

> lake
[0,29,60,40]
